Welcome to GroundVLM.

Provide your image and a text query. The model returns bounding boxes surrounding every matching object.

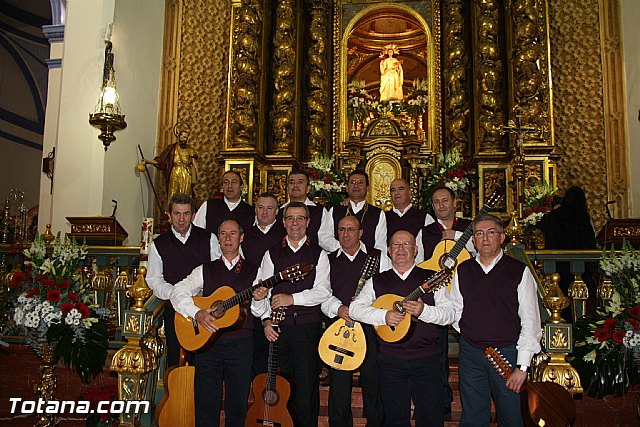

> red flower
[627,306,640,317]
[67,292,79,302]
[42,277,55,287]
[613,330,626,343]
[603,318,617,331]
[35,274,46,281]
[46,289,61,303]
[57,279,70,290]
[76,302,90,318]
[10,272,24,287]
[61,303,74,314]
[26,288,39,298]
[594,328,610,342]
[627,318,639,331]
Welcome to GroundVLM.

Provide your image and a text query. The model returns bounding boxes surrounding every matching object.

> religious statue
[137,122,198,199]
[379,44,404,102]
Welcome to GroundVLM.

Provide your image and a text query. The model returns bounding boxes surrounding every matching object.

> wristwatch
[518,365,528,372]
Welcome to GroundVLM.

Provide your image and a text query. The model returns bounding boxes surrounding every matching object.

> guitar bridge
[192,318,200,336]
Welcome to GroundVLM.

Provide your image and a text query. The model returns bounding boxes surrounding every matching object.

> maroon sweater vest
[328,247,379,307]
[241,222,286,266]
[385,206,428,243]
[420,218,471,260]
[205,198,254,235]
[153,225,212,286]
[331,204,382,249]
[372,267,439,360]
[457,255,526,349]
[268,239,323,326]
[201,258,259,340]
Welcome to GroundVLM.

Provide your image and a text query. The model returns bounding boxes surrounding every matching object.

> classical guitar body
[318,320,366,371]
[418,239,471,272]
[245,373,294,427]
[156,351,195,427]
[174,285,242,351]
[372,293,411,343]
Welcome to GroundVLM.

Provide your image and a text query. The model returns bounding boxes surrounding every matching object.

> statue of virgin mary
[379,44,404,102]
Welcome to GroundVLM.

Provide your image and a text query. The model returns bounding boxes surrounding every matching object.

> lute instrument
[484,346,576,427]
[318,252,379,371]
[175,262,314,351]
[373,268,452,342]
[245,307,294,427]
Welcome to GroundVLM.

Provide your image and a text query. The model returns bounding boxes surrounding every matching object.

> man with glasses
[319,169,387,254]
[321,215,386,427]
[386,178,434,242]
[449,214,541,427]
[350,230,455,427]
[194,170,254,253]
[277,169,328,246]
[251,201,332,427]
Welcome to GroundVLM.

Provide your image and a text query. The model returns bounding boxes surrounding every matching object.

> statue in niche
[379,44,404,102]
[137,122,198,199]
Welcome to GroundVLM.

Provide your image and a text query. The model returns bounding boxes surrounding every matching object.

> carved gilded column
[507,0,553,144]
[473,0,505,152]
[229,0,262,148]
[443,0,470,154]
[305,0,330,158]
[271,0,297,155]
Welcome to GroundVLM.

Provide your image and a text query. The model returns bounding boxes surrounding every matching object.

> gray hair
[472,213,504,233]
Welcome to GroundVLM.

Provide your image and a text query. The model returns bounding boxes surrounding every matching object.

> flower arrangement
[347,80,376,122]
[420,151,474,208]
[83,383,120,426]
[306,155,346,206]
[10,233,110,384]
[572,241,640,397]
[522,182,556,231]
[403,78,428,116]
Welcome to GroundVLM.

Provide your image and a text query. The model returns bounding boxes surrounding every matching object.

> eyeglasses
[338,227,360,233]
[473,229,501,239]
[391,241,413,249]
[284,216,308,222]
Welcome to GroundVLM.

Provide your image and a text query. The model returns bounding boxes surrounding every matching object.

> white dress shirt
[392,203,435,226]
[169,254,242,319]
[415,218,476,263]
[146,224,220,300]
[448,251,542,367]
[318,200,388,254]
[250,235,332,320]
[349,264,455,327]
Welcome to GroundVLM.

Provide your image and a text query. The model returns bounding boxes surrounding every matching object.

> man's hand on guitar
[385,310,405,327]
[337,305,354,323]
[403,300,424,317]
[262,319,279,342]
[271,293,294,309]
[441,229,456,240]
[506,368,527,393]
[252,285,268,301]
[194,309,219,333]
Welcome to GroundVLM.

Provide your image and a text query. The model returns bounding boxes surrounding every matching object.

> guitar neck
[266,326,279,393]
[447,204,492,260]
[220,272,281,312]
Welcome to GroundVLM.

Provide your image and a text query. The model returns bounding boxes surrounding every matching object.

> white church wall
[621,0,640,217]
[100,0,164,244]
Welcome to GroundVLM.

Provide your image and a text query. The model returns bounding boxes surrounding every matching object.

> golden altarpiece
[156,0,565,221]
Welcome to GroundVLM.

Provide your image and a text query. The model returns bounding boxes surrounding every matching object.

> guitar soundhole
[263,390,279,406]
[210,302,225,319]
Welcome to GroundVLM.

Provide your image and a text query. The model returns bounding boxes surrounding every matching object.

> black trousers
[251,316,269,377]
[163,304,180,368]
[436,325,453,410]
[378,351,444,427]
[194,335,253,427]
[328,322,383,427]
[278,321,322,427]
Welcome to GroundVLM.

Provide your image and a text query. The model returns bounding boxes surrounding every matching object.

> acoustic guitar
[484,346,576,427]
[156,347,195,427]
[245,307,294,427]
[318,253,380,371]
[418,188,504,274]
[373,268,452,342]
[175,262,314,351]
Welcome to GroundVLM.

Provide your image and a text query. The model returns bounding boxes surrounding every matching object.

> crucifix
[500,110,539,243]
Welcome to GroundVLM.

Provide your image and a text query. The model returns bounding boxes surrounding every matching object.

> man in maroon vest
[350,230,455,427]
[147,193,217,368]
[277,169,328,246]
[319,169,387,253]
[321,215,385,427]
[251,201,331,427]
[241,192,286,376]
[193,170,254,252]
[170,219,265,427]
[449,214,541,427]
[386,178,434,242]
